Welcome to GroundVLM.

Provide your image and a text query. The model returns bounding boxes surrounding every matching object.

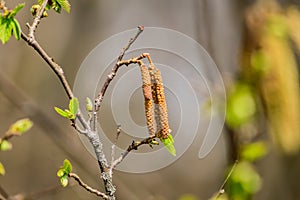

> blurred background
[1,0,300,199]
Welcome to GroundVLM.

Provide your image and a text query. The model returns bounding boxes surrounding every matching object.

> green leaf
[0,140,12,151]
[11,18,21,40]
[65,109,75,120]
[0,17,13,44]
[60,175,69,187]
[69,97,79,118]
[51,1,62,13]
[160,134,176,156]
[0,162,5,175]
[54,107,69,118]
[85,97,93,112]
[57,159,72,186]
[9,118,33,135]
[10,3,25,17]
[56,0,71,13]
[57,169,64,178]
[241,142,268,162]
[63,159,72,174]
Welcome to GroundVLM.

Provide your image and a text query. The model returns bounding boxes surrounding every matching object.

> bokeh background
[1,0,300,199]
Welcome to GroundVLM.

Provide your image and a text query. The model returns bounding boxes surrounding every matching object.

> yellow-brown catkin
[149,64,170,139]
[140,64,155,136]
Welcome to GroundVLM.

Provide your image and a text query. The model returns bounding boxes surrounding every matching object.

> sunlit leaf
[0,17,13,44]
[10,3,25,17]
[65,109,75,120]
[54,107,69,118]
[51,1,62,13]
[0,162,5,175]
[11,18,21,40]
[60,175,68,187]
[63,159,72,174]
[9,118,33,135]
[57,169,64,178]
[57,159,72,187]
[160,134,176,156]
[56,0,71,13]
[69,97,79,118]
[0,140,12,151]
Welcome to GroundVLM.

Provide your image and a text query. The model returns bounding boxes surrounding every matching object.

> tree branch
[109,125,121,177]
[21,20,115,198]
[21,32,74,100]
[69,172,109,200]
[21,16,146,198]
[110,135,156,170]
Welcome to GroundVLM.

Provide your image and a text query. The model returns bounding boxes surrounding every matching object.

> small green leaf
[0,140,12,151]
[160,134,176,156]
[69,97,79,117]
[85,97,93,112]
[0,17,13,44]
[10,3,25,17]
[54,107,69,118]
[65,110,75,120]
[0,162,5,175]
[9,118,33,135]
[51,1,62,13]
[11,18,21,40]
[60,175,69,187]
[63,159,72,174]
[241,142,268,162]
[57,169,64,178]
[56,0,71,13]
[57,159,72,186]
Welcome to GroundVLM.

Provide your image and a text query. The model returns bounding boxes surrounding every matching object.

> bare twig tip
[138,25,144,31]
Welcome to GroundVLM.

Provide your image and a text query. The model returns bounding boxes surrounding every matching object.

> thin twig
[215,160,239,199]
[109,125,121,177]
[110,135,156,169]
[21,32,74,100]
[94,26,144,111]
[69,173,109,200]
[72,122,88,135]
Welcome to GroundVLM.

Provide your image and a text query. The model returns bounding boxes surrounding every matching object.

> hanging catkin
[149,64,170,139]
[139,64,155,136]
